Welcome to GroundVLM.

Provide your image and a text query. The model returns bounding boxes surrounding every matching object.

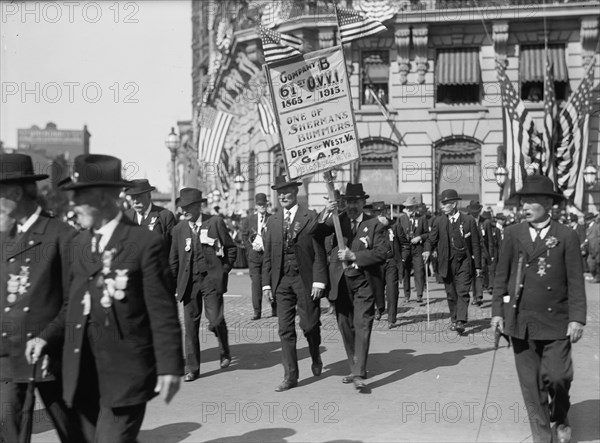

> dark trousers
[249,259,276,317]
[182,277,230,374]
[488,258,497,292]
[512,337,573,443]
[384,258,399,323]
[276,274,321,381]
[372,265,386,314]
[403,246,425,300]
[71,334,146,443]
[0,376,80,443]
[335,274,374,378]
[443,256,472,323]
[472,257,489,301]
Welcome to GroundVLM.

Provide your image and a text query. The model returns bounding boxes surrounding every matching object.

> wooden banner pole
[323,170,348,269]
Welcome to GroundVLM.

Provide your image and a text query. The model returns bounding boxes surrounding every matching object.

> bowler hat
[177,188,204,207]
[440,189,462,204]
[372,201,386,212]
[255,193,268,205]
[59,154,132,190]
[0,153,49,183]
[515,175,564,204]
[466,200,483,213]
[481,210,492,220]
[495,213,506,221]
[402,196,419,207]
[125,179,156,196]
[271,175,302,190]
[344,183,369,200]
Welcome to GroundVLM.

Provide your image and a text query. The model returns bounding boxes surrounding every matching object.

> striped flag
[542,57,558,178]
[259,26,302,64]
[336,7,387,44]
[496,61,538,201]
[365,84,404,145]
[555,62,595,210]
[354,0,399,23]
[198,106,234,167]
[257,95,277,135]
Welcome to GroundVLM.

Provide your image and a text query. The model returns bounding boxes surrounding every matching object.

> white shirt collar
[284,204,298,221]
[136,203,153,224]
[189,215,203,231]
[351,213,364,224]
[94,212,123,253]
[528,218,552,241]
[449,211,460,223]
[17,205,42,233]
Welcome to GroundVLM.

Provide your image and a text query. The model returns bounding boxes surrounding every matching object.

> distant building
[17,122,90,160]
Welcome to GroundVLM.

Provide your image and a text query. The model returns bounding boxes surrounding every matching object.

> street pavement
[32,270,599,443]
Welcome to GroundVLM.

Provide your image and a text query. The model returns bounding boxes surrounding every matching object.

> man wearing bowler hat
[466,200,496,306]
[311,183,388,390]
[262,176,328,392]
[423,189,481,335]
[241,193,276,320]
[397,196,429,304]
[0,153,81,442]
[25,154,184,443]
[170,188,237,382]
[124,178,177,252]
[491,175,586,443]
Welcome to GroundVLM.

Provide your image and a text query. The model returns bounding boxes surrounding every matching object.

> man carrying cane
[491,175,586,443]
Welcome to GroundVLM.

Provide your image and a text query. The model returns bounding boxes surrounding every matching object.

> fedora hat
[440,189,462,204]
[344,183,369,200]
[0,153,49,183]
[271,175,302,190]
[402,196,419,207]
[125,179,156,196]
[59,154,132,190]
[177,188,204,207]
[372,201,386,212]
[255,193,268,205]
[515,175,564,204]
[466,200,483,213]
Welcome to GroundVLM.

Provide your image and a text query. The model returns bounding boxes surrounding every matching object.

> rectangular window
[435,47,481,105]
[362,50,390,105]
[520,45,568,102]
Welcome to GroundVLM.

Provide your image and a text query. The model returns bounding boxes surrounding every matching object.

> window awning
[520,46,568,82]
[436,48,481,86]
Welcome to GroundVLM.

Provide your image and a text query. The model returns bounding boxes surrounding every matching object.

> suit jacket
[397,213,429,260]
[262,205,327,296]
[124,204,176,252]
[241,212,271,264]
[424,212,482,279]
[586,221,600,257]
[170,214,237,299]
[0,213,76,382]
[40,216,184,408]
[310,212,388,301]
[492,221,586,340]
[476,216,496,262]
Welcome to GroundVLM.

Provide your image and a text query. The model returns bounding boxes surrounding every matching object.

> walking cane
[19,362,37,443]
[424,259,430,327]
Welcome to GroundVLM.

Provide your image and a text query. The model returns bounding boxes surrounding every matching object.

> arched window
[434,137,481,207]
[357,137,398,200]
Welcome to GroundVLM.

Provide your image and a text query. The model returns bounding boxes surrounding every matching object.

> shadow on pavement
[202,427,295,442]
[570,399,600,442]
[138,422,201,442]
[199,341,283,377]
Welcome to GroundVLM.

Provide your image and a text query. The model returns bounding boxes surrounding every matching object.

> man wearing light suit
[262,176,328,392]
[492,175,586,443]
[311,183,388,390]
[170,188,237,382]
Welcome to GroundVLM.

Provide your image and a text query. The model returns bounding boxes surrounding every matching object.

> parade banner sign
[265,45,361,180]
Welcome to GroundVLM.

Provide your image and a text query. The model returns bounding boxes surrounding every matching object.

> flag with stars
[542,58,558,178]
[336,7,387,44]
[496,60,538,201]
[259,26,302,64]
[555,61,595,209]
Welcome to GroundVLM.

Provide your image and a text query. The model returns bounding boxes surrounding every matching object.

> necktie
[530,226,544,247]
[284,211,291,245]
[351,219,357,235]
[91,233,102,255]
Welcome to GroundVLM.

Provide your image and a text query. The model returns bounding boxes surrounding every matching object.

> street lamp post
[583,162,598,189]
[494,165,508,202]
[165,127,180,212]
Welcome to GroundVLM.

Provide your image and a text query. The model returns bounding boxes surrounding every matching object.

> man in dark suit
[241,193,275,320]
[423,189,481,335]
[0,154,81,442]
[311,183,388,390]
[492,175,586,443]
[262,176,327,392]
[25,154,184,443]
[124,179,177,252]
[397,197,429,303]
[170,188,237,382]
[466,200,495,305]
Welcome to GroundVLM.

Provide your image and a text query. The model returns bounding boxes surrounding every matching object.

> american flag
[541,58,558,178]
[496,61,538,201]
[555,61,595,210]
[257,95,277,135]
[198,106,234,168]
[259,26,302,64]
[336,7,387,44]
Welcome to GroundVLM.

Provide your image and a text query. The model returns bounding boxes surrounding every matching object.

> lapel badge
[101,249,117,275]
[185,238,192,252]
[148,216,158,231]
[100,289,113,308]
[536,257,547,277]
[7,274,20,295]
[114,269,129,291]
[82,291,91,316]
